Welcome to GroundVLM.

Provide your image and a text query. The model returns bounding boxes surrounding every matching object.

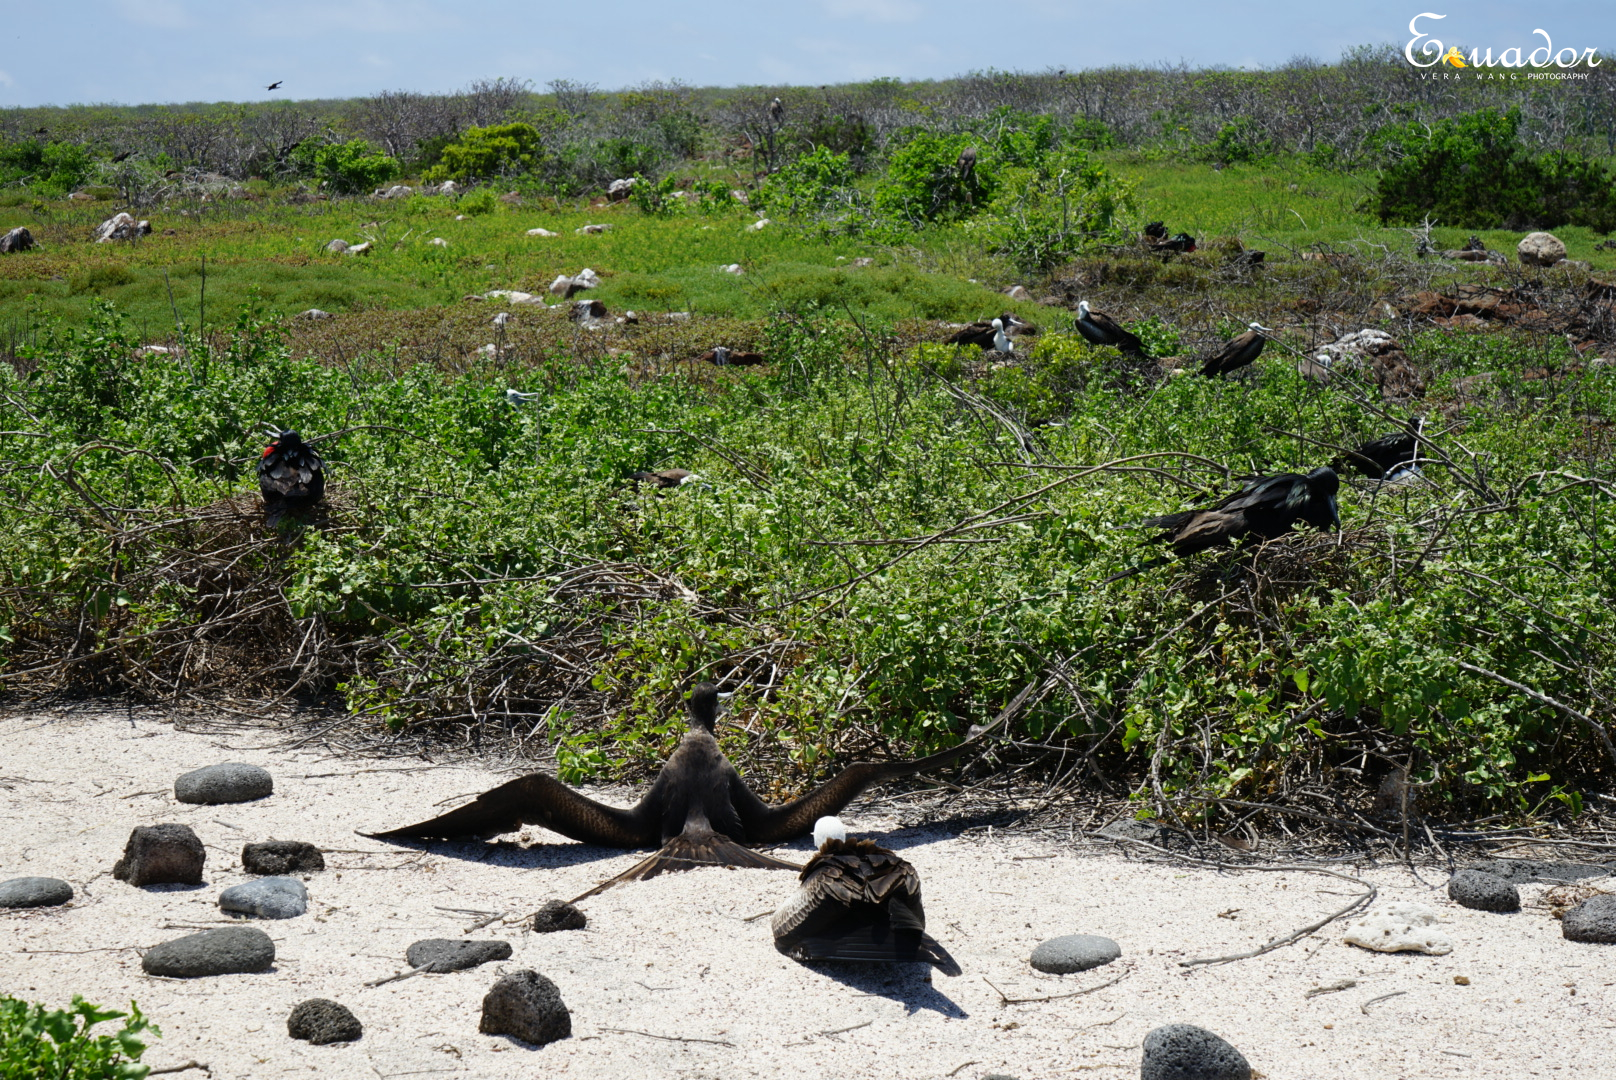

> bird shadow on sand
[794,959,968,1018]
[363,835,631,872]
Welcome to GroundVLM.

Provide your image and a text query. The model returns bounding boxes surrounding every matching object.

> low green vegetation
[0,995,157,1079]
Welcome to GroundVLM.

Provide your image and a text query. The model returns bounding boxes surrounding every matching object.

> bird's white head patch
[813,816,848,848]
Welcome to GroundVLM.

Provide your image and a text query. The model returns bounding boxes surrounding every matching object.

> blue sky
[1,1,1609,107]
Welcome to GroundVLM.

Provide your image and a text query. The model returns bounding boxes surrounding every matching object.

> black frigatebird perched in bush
[257,428,325,526]
[365,681,1031,899]
[1143,466,1340,556]
[1198,323,1270,377]
[1333,419,1425,481]
[771,816,961,974]
[1075,300,1147,359]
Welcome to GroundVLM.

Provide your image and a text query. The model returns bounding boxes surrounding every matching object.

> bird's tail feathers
[570,830,800,902]
[785,925,962,975]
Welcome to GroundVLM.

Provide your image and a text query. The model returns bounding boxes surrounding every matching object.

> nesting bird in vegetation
[1333,420,1424,481]
[956,144,978,182]
[769,97,785,124]
[503,388,540,406]
[367,682,1015,898]
[1075,300,1147,359]
[944,313,1032,351]
[1142,466,1340,556]
[628,468,700,489]
[700,346,766,366]
[257,429,325,526]
[1143,221,1197,253]
[1198,323,1270,377]
[771,816,960,973]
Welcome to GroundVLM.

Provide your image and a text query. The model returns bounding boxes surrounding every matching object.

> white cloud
[0,69,13,88]
[114,0,193,30]
[819,0,923,24]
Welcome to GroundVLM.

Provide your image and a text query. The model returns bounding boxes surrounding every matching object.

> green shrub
[291,139,401,195]
[977,148,1136,273]
[0,994,158,1079]
[758,146,861,223]
[1372,108,1616,231]
[875,131,998,225]
[0,139,93,195]
[456,187,499,216]
[1202,117,1274,165]
[425,122,544,184]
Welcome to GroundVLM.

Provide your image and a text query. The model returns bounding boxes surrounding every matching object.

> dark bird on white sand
[257,428,325,526]
[1142,466,1340,556]
[944,313,1034,351]
[1075,300,1147,359]
[771,816,961,973]
[628,468,700,489]
[1333,420,1424,481]
[700,346,766,366]
[266,81,283,91]
[1198,323,1270,377]
[365,683,1028,899]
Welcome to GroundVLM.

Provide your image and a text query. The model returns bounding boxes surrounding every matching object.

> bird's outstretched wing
[362,773,661,847]
[734,682,1036,843]
[570,828,800,902]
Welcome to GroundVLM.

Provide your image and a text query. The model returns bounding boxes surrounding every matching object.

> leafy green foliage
[758,146,861,226]
[975,148,1136,274]
[875,131,996,225]
[1373,108,1616,231]
[291,139,401,195]
[0,995,158,1080]
[425,122,545,184]
[0,139,93,195]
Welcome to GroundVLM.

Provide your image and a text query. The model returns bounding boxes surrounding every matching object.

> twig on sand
[946,1061,979,1077]
[20,947,141,955]
[599,1026,734,1047]
[983,970,1128,1005]
[1101,837,1378,968]
[364,968,425,988]
[147,1062,210,1076]
[813,1020,873,1038]
[1361,991,1408,1014]
[1305,979,1357,998]
[461,911,508,933]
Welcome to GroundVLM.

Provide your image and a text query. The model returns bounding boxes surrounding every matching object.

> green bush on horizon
[290,138,401,195]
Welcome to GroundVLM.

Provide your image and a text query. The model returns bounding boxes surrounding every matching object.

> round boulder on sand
[0,876,73,909]
[219,876,307,919]
[1562,894,1616,944]
[406,938,512,973]
[175,762,272,804]
[1141,1023,1252,1080]
[531,899,587,933]
[142,926,275,977]
[287,999,362,1044]
[1518,232,1567,267]
[113,823,205,886]
[479,970,571,1046]
[1447,869,1520,912]
[1030,934,1121,974]
[242,840,324,875]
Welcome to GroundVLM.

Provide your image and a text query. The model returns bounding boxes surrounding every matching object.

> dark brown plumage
[1075,300,1147,359]
[699,346,766,366]
[1143,222,1197,253]
[771,825,959,973]
[1333,424,1422,480]
[628,468,697,489]
[943,313,1035,350]
[956,144,978,180]
[1143,466,1340,556]
[365,683,1029,899]
[257,429,325,526]
[1198,323,1270,377]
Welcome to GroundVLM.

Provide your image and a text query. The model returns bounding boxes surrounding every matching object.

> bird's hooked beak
[1327,494,1340,529]
[715,691,734,717]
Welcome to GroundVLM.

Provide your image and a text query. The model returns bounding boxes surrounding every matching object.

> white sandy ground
[1,710,1612,1080]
